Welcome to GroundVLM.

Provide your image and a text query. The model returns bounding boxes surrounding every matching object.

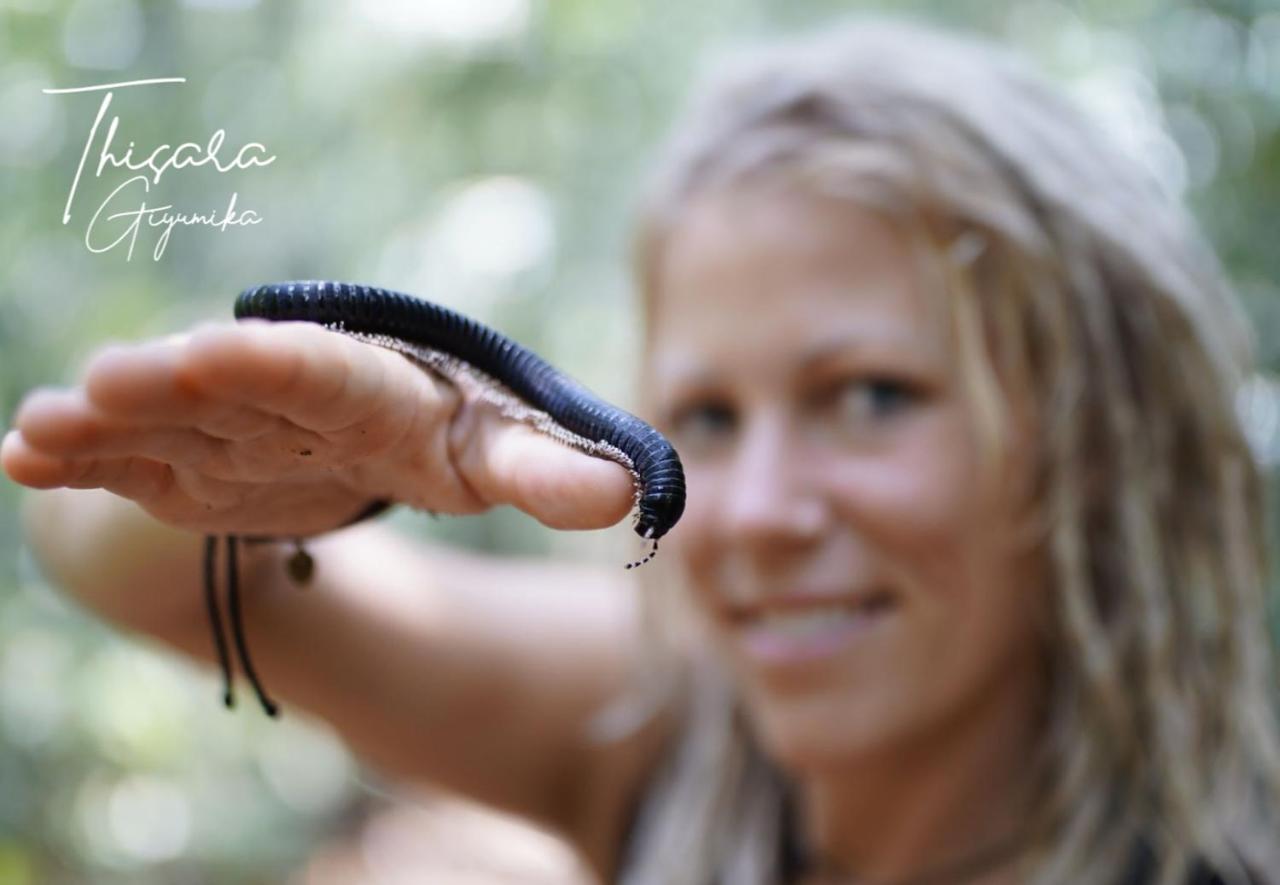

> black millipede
[203,280,686,717]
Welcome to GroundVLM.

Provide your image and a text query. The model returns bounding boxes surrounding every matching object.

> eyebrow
[799,333,923,367]
[654,331,933,393]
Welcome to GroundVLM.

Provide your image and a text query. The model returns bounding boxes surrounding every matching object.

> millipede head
[634,488,684,544]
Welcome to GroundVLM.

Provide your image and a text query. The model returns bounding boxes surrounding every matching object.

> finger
[80,331,301,442]
[81,324,428,455]
[82,335,210,423]
[14,387,229,466]
[80,325,340,435]
[2,430,172,499]
[15,387,360,488]
[2,429,69,489]
[84,323,462,474]
[85,338,287,440]
[450,405,635,531]
[180,322,457,438]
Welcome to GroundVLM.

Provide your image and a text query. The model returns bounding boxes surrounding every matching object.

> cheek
[825,418,982,569]
[823,420,1042,670]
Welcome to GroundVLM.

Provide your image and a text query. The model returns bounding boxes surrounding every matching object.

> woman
[4,19,1278,885]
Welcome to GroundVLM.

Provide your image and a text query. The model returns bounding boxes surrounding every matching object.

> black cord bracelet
[203,498,393,718]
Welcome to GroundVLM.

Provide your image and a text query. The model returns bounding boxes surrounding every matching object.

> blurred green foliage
[1,0,1278,882]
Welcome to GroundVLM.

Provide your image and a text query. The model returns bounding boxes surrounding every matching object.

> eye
[664,399,737,452]
[824,376,920,429]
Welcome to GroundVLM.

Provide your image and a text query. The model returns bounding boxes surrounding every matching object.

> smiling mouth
[727,590,898,664]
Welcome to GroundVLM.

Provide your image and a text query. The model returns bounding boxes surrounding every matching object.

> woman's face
[645,184,1046,771]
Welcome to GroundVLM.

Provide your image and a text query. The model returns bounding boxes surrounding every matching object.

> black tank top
[616,779,1257,885]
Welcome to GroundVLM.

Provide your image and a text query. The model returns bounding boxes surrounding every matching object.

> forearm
[19,487,434,696]
[23,487,218,641]
[19,486,452,702]
[21,486,642,832]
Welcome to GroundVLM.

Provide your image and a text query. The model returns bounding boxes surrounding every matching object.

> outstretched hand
[2,320,635,537]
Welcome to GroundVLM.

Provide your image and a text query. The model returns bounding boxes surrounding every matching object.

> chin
[740,681,914,775]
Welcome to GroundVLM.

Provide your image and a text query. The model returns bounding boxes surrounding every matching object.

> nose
[718,411,828,551]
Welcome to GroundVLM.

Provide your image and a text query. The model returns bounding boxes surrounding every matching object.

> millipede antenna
[625,540,658,570]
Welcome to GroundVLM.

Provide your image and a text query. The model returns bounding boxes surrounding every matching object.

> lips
[723,588,897,624]
[724,589,899,666]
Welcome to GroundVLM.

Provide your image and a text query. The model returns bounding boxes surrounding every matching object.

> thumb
[449,401,636,531]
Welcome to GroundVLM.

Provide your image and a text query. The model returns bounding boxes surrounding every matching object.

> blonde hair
[609,17,1280,885]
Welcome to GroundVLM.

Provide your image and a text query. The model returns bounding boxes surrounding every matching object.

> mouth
[725,590,898,665]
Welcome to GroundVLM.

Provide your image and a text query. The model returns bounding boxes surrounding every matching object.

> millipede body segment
[206,280,686,716]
